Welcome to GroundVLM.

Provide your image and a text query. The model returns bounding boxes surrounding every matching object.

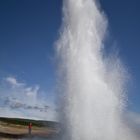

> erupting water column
[56,0,137,140]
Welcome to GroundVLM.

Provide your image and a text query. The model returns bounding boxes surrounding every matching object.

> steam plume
[56,0,138,139]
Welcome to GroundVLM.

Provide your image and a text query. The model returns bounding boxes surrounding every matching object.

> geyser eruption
[56,0,137,139]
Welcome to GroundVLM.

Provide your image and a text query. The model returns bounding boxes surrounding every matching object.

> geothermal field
[0,117,58,140]
[0,0,139,140]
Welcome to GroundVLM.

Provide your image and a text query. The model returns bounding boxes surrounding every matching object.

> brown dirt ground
[0,121,57,139]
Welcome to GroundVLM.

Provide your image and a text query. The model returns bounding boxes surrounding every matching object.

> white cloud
[0,107,24,119]
[0,76,57,121]
[5,76,24,87]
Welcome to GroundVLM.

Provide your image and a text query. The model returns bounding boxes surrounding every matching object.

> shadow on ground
[0,132,58,139]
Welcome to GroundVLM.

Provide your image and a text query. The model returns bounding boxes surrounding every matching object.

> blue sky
[0,0,140,120]
[100,0,140,113]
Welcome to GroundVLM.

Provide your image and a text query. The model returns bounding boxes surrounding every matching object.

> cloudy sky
[0,0,140,122]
